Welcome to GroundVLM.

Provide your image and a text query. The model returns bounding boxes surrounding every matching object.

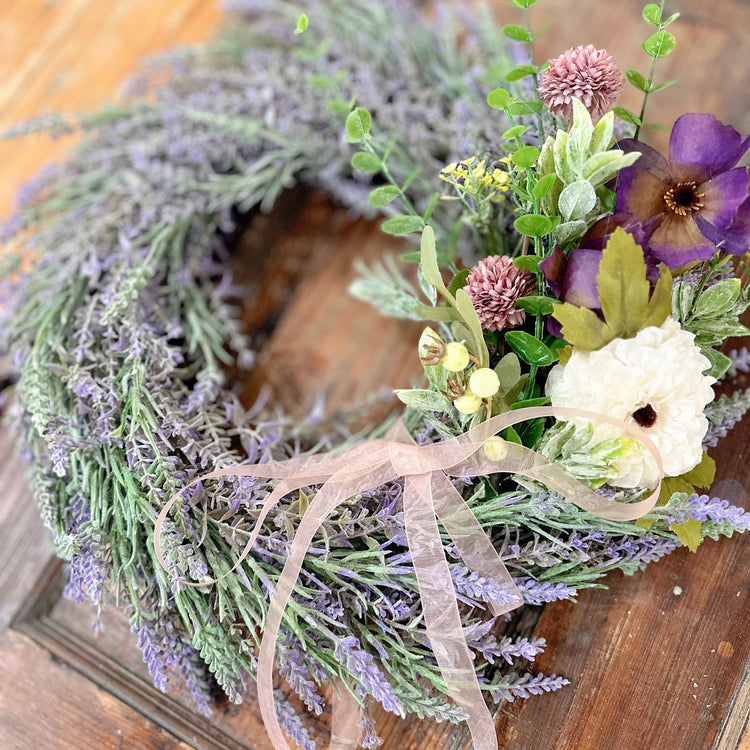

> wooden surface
[0,1,749,749]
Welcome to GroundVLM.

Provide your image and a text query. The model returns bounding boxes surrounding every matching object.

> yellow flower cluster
[439,157,510,200]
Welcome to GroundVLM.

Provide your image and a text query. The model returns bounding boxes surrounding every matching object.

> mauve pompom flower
[464,255,535,331]
[614,113,750,267]
[538,44,624,123]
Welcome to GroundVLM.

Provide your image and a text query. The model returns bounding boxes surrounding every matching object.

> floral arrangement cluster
[2,0,750,748]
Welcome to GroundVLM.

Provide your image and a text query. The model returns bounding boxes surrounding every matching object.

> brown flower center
[663,181,705,216]
[632,403,658,429]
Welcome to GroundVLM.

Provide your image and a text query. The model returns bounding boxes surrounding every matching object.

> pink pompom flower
[538,44,624,123]
[464,255,535,332]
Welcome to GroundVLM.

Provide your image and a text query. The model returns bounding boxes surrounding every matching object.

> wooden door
[1,2,749,749]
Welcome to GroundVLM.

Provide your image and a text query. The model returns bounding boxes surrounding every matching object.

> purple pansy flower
[541,214,656,316]
[614,113,750,267]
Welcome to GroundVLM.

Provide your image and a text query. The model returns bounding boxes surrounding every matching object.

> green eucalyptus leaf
[368,186,401,207]
[345,107,372,141]
[502,24,532,42]
[351,152,382,173]
[558,180,597,221]
[503,124,530,140]
[642,3,662,25]
[514,214,553,237]
[532,173,558,200]
[508,99,543,116]
[643,30,677,58]
[505,330,557,366]
[505,64,538,82]
[381,215,424,235]
[511,146,540,169]
[487,87,511,110]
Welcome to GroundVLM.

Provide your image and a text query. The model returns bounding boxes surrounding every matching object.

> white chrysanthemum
[545,319,715,488]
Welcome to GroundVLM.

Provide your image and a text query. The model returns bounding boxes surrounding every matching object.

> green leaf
[650,79,676,92]
[351,152,382,173]
[693,278,741,317]
[670,517,703,553]
[532,173,558,200]
[494,352,522,392]
[510,0,539,7]
[505,64,538,82]
[395,389,452,414]
[662,12,680,25]
[502,426,523,444]
[566,98,594,172]
[505,330,556,366]
[514,214,552,237]
[419,225,451,301]
[511,146,540,169]
[700,346,733,380]
[487,87,511,110]
[613,107,643,126]
[422,192,440,224]
[294,13,309,33]
[513,255,543,273]
[590,111,615,153]
[447,268,471,298]
[345,108,372,141]
[684,452,716,489]
[558,180,597,221]
[553,220,588,244]
[553,131,576,184]
[381,215,424,235]
[641,264,673,329]
[503,124,529,140]
[368,186,401,207]
[454,287,489,367]
[502,24,532,42]
[508,99,543,116]
[511,396,551,410]
[552,302,614,350]
[597,227,651,338]
[626,68,650,92]
[642,3,662,25]
[642,30,677,58]
[514,295,558,316]
[581,150,640,188]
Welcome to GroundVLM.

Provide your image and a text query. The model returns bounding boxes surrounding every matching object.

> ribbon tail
[430,471,523,617]
[404,473,498,750]
[257,465,397,750]
[330,680,364,750]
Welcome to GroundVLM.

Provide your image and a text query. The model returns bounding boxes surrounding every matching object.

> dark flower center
[663,181,705,217]
[632,403,658,429]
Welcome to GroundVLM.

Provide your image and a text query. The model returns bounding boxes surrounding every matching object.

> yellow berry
[442,342,470,372]
[483,436,509,461]
[453,391,483,415]
[469,368,500,398]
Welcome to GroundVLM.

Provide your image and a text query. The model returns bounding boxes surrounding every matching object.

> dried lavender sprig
[703,388,750,447]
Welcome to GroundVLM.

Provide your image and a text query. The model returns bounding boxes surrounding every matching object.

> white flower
[545,319,715,488]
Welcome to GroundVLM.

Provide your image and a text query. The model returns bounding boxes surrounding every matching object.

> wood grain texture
[0,1,748,749]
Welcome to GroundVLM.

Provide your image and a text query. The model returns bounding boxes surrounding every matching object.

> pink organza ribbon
[154,406,663,750]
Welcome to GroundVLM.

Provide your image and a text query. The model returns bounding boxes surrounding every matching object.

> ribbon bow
[155,406,662,750]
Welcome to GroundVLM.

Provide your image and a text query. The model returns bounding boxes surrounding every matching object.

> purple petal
[721,197,750,255]
[563,248,602,309]
[540,245,567,297]
[581,213,649,250]
[615,139,670,181]
[699,167,749,230]
[649,213,716,267]
[669,114,750,183]
[614,163,668,222]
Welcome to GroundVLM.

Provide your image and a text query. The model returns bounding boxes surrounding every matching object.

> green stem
[634,0,667,139]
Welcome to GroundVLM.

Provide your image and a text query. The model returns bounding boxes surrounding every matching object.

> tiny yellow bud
[453,391,483,415]
[483,436,509,462]
[469,368,500,398]
[442,342,470,372]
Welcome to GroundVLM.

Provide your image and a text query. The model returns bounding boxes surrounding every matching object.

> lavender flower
[704,388,750,447]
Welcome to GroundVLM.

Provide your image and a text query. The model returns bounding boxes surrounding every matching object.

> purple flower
[614,114,750,267]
